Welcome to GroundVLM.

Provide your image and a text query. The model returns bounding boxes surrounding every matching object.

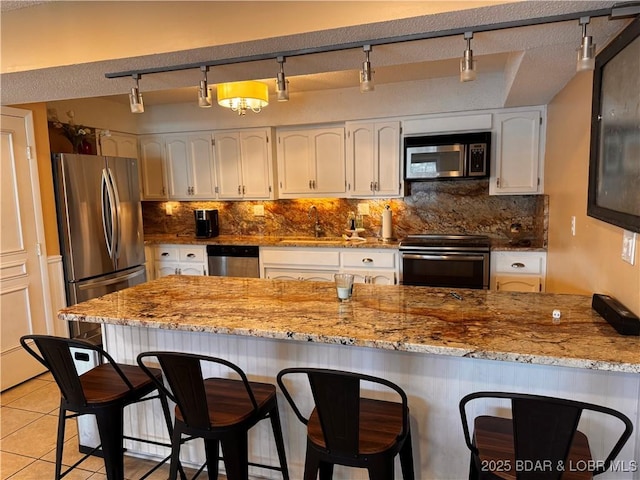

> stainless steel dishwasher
[207,245,260,278]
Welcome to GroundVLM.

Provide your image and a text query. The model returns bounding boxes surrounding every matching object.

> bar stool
[459,391,634,480]
[137,351,290,480]
[277,367,415,480]
[20,335,183,480]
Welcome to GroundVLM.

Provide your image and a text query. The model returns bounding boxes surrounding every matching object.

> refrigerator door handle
[100,169,116,261]
[75,267,145,291]
[106,167,122,261]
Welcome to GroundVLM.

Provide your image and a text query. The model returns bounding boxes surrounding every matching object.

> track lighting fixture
[359,45,374,93]
[129,74,144,113]
[577,16,596,72]
[276,56,289,102]
[198,66,212,108]
[460,32,477,82]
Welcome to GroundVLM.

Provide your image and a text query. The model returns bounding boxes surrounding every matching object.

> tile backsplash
[142,179,548,247]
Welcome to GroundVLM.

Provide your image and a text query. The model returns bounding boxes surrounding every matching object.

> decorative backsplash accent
[142,180,548,247]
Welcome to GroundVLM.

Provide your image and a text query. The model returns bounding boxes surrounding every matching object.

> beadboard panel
[104,325,640,480]
[47,255,68,337]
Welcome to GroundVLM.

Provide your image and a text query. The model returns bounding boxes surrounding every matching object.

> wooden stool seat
[79,363,161,404]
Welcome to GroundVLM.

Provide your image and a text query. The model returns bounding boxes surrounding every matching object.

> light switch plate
[622,230,636,265]
[357,203,370,215]
[253,205,265,216]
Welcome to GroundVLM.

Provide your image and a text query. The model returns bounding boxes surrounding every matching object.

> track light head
[577,17,596,72]
[460,32,477,82]
[276,56,289,102]
[198,66,212,108]
[129,74,144,114]
[359,45,375,93]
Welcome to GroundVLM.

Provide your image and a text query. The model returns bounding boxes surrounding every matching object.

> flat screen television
[587,16,640,233]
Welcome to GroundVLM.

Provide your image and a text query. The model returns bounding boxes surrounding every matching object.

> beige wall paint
[1,1,505,74]
[545,73,639,315]
[11,102,60,255]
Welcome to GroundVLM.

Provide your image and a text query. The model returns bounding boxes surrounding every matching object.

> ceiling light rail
[105,7,620,81]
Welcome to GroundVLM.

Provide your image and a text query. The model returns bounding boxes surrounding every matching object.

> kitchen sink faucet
[308,205,322,237]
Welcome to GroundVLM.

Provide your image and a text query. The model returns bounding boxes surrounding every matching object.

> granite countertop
[143,234,544,251]
[59,275,638,373]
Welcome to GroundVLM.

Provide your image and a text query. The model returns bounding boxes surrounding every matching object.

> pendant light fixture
[217,80,269,115]
[359,45,374,93]
[198,66,212,108]
[129,74,144,113]
[577,16,596,72]
[276,56,290,102]
[460,32,477,82]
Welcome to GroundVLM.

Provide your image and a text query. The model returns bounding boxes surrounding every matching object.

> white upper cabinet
[138,135,168,200]
[346,120,401,198]
[165,133,216,200]
[490,109,544,195]
[98,131,138,159]
[214,128,275,200]
[277,126,346,198]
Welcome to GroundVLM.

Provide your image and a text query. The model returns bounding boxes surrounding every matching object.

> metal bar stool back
[459,391,634,480]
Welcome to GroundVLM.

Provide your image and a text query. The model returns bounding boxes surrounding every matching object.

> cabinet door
[241,130,273,199]
[156,263,178,278]
[215,132,243,199]
[187,134,216,199]
[99,132,138,159]
[165,135,191,199]
[313,128,346,195]
[347,123,376,196]
[263,269,335,281]
[491,110,542,195]
[374,122,401,196]
[277,131,312,195]
[139,135,167,200]
[179,264,206,276]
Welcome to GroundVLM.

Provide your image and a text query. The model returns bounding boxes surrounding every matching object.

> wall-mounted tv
[587,16,640,233]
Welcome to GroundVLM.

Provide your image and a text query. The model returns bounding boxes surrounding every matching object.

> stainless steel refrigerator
[52,153,146,344]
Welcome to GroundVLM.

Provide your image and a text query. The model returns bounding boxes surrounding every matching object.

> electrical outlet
[164,203,173,216]
[357,203,370,215]
[570,216,576,236]
[622,230,636,265]
[253,205,265,216]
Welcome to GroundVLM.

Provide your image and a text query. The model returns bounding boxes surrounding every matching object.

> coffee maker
[194,209,219,238]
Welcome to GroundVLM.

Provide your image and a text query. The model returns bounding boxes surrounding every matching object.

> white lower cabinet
[260,247,398,285]
[491,251,546,292]
[154,245,208,277]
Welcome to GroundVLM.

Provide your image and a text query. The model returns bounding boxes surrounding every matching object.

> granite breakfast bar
[59,275,640,480]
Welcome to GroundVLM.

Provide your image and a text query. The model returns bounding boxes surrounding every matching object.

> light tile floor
[0,373,205,479]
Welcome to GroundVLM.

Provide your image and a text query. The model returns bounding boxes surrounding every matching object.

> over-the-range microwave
[404,131,491,180]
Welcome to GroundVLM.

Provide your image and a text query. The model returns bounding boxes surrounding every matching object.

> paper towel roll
[382,208,393,239]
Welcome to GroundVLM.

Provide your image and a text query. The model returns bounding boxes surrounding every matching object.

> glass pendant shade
[217,81,269,115]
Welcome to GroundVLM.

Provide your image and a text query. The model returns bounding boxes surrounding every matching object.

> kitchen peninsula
[59,276,640,479]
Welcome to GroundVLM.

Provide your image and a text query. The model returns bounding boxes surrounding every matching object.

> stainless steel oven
[399,235,490,289]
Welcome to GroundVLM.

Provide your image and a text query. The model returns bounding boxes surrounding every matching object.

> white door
[313,128,346,195]
[139,135,167,200]
[215,132,243,199]
[240,130,272,199]
[1,107,52,390]
[165,135,190,199]
[187,134,216,199]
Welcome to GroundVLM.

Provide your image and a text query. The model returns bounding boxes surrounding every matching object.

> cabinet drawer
[341,250,396,269]
[155,245,179,261]
[261,248,340,267]
[179,246,206,263]
[493,252,545,274]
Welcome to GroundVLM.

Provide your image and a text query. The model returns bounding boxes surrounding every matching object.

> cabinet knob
[511,262,526,268]
[187,253,196,258]
[370,181,374,191]
[308,180,312,190]
[161,252,170,257]
[362,258,373,264]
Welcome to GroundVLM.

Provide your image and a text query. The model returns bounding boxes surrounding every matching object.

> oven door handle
[402,253,486,262]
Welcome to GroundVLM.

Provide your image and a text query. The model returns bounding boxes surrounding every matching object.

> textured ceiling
[0,1,632,108]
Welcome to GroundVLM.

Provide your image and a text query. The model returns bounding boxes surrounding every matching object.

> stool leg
[303,443,322,480]
[269,406,290,480]
[204,439,219,479]
[221,434,249,480]
[367,459,394,480]
[169,425,184,480]
[95,406,124,480]
[318,461,334,480]
[399,429,415,480]
[54,402,66,480]
[159,392,187,480]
